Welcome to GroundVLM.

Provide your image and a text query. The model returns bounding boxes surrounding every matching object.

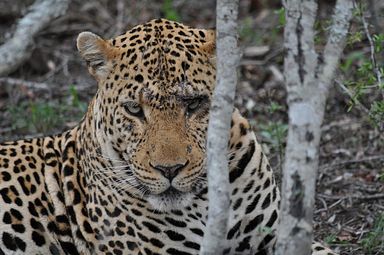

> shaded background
[0,0,383,254]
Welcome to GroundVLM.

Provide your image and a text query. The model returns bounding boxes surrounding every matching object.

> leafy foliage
[341,4,384,128]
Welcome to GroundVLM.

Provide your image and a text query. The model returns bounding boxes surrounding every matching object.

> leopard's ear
[77,32,116,80]
[192,28,215,65]
[200,29,216,55]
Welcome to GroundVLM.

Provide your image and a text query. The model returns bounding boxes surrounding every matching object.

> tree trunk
[274,1,353,254]
[199,0,240,254]
[0,0,70,76]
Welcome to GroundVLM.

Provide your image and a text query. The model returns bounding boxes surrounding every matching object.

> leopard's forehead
[107,19,216,106]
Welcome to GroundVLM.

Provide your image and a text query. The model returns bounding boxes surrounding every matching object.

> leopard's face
[77,19,216,211]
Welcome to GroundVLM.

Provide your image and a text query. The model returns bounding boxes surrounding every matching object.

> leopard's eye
[187,99,201,112]
[186,98,204,114]
[123,102,144,118]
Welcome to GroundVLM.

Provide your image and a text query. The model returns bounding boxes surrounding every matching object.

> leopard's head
[77,19,216,211]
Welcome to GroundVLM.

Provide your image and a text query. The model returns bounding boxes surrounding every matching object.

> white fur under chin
[147,192,194,212]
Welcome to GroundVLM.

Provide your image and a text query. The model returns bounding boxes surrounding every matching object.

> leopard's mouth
[146,187,194,211]
[120,161,206,208]
[160,186,182,196]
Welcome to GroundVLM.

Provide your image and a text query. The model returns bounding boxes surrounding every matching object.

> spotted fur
[0,19,336,255]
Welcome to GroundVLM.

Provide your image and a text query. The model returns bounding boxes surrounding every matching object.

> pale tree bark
[275,1,353,255]
[0,0,70,76]
[199,0,240,254]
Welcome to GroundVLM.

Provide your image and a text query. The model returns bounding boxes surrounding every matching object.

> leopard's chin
[147,187,194,212]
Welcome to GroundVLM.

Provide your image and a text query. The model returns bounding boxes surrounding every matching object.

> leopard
[0,18,336,255]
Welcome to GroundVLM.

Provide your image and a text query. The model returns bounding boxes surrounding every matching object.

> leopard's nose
[150,161,189,181]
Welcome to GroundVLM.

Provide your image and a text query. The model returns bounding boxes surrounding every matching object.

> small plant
[346,30,363,46]
[267,7,286,41]
[6,85,88,136]
[259,102,288,172]
[239,17,258,44]
[378,171,384,182]
[360,213,384,254]
[373,33,384,53]
[260,102,287,147]
[260,123,287,143]
[69,85,87,112]
[259,122,287,152]
[161,0,180,21]
[7,102,30,131]
[240,7,285,45]
[30,102,58,133]
[339,51,365,73]
[275,7,286,28]
[268,101,284,113]
[324,233,337,245]
[370,101,384,125]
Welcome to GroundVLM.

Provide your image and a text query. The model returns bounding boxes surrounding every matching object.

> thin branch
[334,79,370,114]
[318,193,384,201]
[0,77,94,93]
[0,0,70,76]
[0,77,50,90]
[358,1,383,98]
[319,154,384,171]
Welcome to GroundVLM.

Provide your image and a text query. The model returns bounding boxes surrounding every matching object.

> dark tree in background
[0,0,70,76]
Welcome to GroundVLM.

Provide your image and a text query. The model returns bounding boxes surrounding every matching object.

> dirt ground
[0,1,383,254]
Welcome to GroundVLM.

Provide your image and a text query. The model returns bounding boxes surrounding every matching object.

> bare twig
[0,0,70,76]
[328,198,344,210]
